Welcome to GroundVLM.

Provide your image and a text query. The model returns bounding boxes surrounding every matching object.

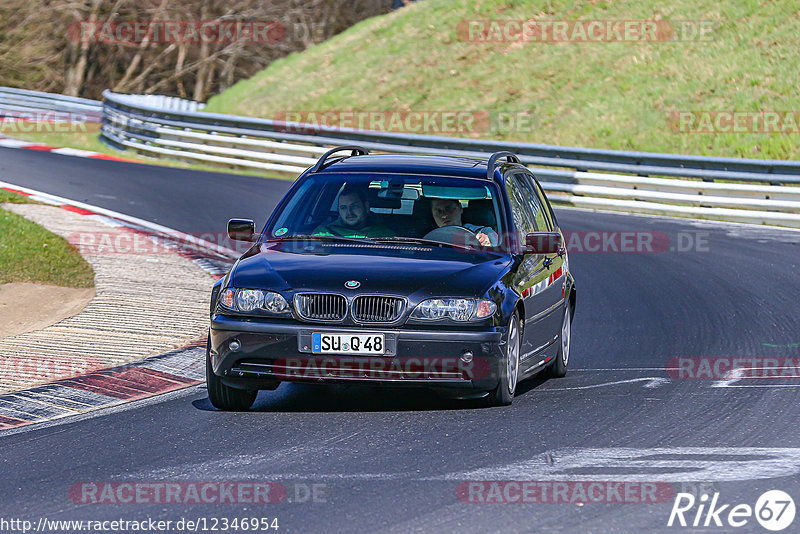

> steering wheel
[423,225,481,248]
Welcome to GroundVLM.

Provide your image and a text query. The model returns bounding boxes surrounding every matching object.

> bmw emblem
[345,280,361,289]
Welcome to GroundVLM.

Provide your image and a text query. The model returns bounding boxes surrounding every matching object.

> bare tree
[0,0,395,101]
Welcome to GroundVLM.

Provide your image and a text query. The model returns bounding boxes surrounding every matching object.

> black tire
[206,337,257,411]
[544,304,571,378]
[486,312,521,407]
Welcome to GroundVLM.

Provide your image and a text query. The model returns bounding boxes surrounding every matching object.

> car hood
[231,242,511,298]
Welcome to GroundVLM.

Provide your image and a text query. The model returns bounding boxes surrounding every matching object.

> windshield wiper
[371,236,472,250]
[265,234,375,244]
[267,235,475,251]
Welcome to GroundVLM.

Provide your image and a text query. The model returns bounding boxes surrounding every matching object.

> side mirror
[524,232,562,254]
[227,219,255,242]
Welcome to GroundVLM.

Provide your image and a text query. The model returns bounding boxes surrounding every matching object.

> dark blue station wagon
[207,147,576,409]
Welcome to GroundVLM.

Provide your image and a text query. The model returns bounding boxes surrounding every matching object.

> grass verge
[0,189,33,204]
[0,192,95,288]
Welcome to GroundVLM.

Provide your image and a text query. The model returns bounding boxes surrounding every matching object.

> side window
[520,173,556,230]
[505,174,538,246]
[514,173,550,231]
[540,185,559,228]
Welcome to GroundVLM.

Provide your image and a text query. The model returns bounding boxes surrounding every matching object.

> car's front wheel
[486,312,521,407]
[206,337,257,411]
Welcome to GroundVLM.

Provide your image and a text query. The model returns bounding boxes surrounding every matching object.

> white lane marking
[540,377,669,391]
[717,384,800,388]
[711,367,746,388]
[85,214,125,227]
[50,147,97,157]
[27,195,62,205]
[0,180,237,258]
[642,378,670,388]
[440,447,800,483]
[572,368,667,371]
[0,138,34,148]
[711,366,800,388]
[127,448,800,483]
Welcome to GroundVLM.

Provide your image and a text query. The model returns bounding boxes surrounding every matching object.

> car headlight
[410,298,497,322]
[219,288,290,316]
[236,289,264,312]
[263,291,290,314]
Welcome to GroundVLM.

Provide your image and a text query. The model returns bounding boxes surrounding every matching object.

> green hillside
[205,0,800,160]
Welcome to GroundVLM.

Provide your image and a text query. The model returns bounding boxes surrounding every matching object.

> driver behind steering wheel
[430,198,499,246]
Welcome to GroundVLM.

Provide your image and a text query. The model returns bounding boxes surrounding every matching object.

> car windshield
[264,173,507,251]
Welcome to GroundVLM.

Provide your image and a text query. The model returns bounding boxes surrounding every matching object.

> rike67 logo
[668,490,796,531]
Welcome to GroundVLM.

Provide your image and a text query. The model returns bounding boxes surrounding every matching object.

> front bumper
[209,315,505,391]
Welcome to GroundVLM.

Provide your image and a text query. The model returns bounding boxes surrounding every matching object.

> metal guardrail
[98,90,800,228]
[102,90,800,183]
[4,87,800,228]
[0,87,103,121]
[105,93,205,113]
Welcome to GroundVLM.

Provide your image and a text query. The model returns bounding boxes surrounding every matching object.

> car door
[505,173,560,368]
[518,172,566,345]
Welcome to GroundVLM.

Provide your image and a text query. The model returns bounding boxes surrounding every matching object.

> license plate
[312,333,385,355]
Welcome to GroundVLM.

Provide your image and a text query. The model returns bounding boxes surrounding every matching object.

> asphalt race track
[2,147,800,533]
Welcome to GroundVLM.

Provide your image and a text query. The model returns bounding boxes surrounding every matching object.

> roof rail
[310,145,369,173]
[486,151,521,179]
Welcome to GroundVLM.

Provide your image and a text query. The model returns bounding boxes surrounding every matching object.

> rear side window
[507,173,546,232]
[513,172,551,231]
[505,174,539,247]
[519,173,556,230]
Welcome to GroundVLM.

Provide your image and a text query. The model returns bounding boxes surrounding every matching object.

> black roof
[316,154,492,179]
